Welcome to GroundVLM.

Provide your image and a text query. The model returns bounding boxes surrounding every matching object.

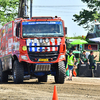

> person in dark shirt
[88,51,97,69]
[80,50,87,64]
[70,45,77,51]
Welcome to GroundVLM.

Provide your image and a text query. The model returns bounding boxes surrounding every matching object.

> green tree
[73,0,100,32]
[0,0,19,26]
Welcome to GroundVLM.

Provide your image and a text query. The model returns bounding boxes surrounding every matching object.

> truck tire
[54,61,66,84]
[0,60,8,83]
[38,75,47,82]
[13,60,24,84]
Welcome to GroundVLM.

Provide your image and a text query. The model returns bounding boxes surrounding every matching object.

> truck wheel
[54,61,66,84]
[38,75,47,82]
[0,60,8,83]
[13,60,24,84]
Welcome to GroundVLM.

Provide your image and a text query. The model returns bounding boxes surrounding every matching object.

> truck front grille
[28,51,59,62]
[35,64,51,71]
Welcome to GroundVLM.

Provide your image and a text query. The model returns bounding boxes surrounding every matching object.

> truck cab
[0,16,67,84]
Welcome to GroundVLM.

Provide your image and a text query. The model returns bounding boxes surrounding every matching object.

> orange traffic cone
[73,69,77,77]
[66,67,68,71]
[52,85,58,100]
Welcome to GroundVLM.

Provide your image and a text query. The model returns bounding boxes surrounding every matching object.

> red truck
[0,16,66,83]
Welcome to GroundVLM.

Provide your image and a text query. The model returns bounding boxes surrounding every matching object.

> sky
[27,0,88,37]
[0,0,88,37]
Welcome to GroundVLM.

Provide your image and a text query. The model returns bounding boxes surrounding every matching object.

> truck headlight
[59,55,65,59]
[21,55,28,60]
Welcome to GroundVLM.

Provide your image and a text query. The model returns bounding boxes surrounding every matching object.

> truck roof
[31,16,61,19]
[14,16,62,22]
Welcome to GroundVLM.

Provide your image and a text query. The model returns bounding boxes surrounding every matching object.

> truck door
[13,22,20,51]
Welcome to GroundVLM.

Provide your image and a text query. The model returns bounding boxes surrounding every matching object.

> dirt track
[0,76,100,100]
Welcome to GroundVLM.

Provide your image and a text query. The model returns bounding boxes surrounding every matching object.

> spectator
[67,50,76,80]
[70,45,77,51]
[80,50,87,64]
[88,51,97,70]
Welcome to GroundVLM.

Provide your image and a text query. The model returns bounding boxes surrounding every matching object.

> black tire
[54,61,66,84]
[38,75,47,82]
[0,60,8,83]
[13,60,24,84]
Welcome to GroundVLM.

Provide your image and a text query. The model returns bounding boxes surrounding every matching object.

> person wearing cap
[67,50,76,80]
[80,50,87,64]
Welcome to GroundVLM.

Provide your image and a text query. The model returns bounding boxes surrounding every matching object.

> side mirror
[65,27,67,34]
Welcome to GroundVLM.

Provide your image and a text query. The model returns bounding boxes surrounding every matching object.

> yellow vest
[67,55,74,66]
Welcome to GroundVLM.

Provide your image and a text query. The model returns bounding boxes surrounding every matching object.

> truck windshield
[22,21,64,37]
